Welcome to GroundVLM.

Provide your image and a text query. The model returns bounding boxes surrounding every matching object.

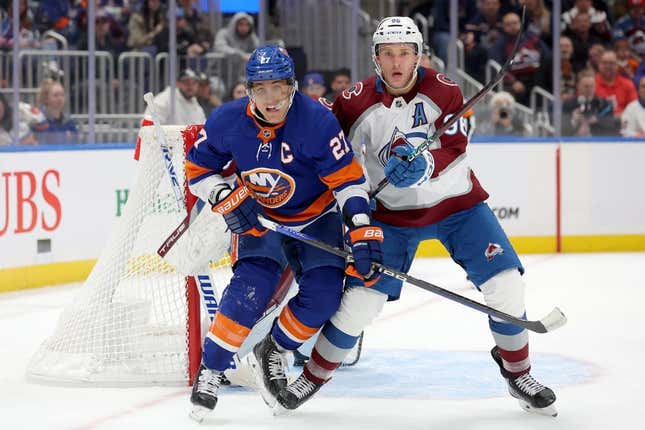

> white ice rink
[2,253,644,430]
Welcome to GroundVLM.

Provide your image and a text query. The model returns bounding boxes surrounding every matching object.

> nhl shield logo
[484,243,504,261]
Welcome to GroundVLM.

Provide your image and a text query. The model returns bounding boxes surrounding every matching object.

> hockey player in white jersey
[276,17,558,417]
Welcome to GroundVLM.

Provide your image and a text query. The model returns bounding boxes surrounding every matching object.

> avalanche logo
[377,127,415,166]
[436,73,458,87]
[241,168,296,208]
[484,243,504,262]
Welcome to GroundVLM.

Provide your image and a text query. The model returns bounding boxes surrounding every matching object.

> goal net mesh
[26,125,231,386]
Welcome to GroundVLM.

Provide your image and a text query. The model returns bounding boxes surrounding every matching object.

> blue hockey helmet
[245,45,295,84]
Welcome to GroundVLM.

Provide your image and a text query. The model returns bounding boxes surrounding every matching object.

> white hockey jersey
[332,68,489,227]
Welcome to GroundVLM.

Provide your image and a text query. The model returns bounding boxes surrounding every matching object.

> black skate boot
[249,333,288,407]
[491,346,557,417]
[276,371,323,412]
[189,363,225,422]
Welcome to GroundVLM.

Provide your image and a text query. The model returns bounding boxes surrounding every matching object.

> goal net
[26,124,231,386]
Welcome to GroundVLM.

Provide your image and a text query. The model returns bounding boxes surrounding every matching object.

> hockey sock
[303,322,360,383]
[497,343,531,378]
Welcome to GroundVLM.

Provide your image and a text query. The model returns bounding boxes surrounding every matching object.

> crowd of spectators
[415,0,645,137]
[3,1,645,144]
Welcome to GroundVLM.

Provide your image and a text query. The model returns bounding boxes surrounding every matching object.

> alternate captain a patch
[484,243,504,262]
[242,168,296,208]
[412,102,428,128]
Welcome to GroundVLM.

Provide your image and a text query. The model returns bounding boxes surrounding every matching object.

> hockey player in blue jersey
[184,45,383,422]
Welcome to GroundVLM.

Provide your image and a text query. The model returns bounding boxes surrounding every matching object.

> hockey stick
[143,92,185,211]
[370,6,527,199]
[257,215,566,334]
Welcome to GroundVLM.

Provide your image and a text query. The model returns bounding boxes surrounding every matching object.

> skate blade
[247,352,278,408]
[518,399,558,417]
[273,403,293,417]
[189,405,211,423]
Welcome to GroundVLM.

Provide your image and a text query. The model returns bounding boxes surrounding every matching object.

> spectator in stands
[0,93,40,145]
[32,1,70,35]
[632,57,645,89]
[144,68,205,125]
[196,72,223,116]
[615,38,641,79]
[489,11,552,105]
[519,0,552,46]
[213,12,259,62]
[301,72,326,100]
[563,11,606,75]
[324,68,351,102]
[459,30,489,84]
[77,9,126,58]
[0,0,40,51]
[477,91,532,136]
[613,0,645,57]
[621,75,645,136]
[36,78,79,144]
[464,0,504,50]
[561,35,578,101]
[587,42,606,72]
[562,0,612,42]
[431,0,478,63]
[563,69,618,136]
[177,0,212,53]
[227,79,247,101]
[127,0,166,54]
[595,49,638,116]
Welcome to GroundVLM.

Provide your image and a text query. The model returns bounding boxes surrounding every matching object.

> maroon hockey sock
[498,343,531,378]
[303,347,341,385]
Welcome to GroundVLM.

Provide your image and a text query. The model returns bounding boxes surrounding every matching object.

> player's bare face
[376,43,418,94]
[250,80,293,124]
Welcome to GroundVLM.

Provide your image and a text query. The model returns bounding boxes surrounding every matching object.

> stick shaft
[257,215,564,334]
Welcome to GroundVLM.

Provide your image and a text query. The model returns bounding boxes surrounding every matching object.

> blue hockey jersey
[185,91,368,226]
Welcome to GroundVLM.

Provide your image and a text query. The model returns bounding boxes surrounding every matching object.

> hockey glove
[210,184,267,236]
[384,145,433,188]
[345,225,384,287]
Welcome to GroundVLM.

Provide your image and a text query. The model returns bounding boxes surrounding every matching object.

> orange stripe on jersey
[185,160,214,181]
[230,233,239,265]
[320,159,364,190]
[264,190,335,223]
[278,305,319,341]
[209,312,250,348]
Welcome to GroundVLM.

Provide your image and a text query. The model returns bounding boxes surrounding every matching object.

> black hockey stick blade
[257,215,566,334]
[369,6,527,199]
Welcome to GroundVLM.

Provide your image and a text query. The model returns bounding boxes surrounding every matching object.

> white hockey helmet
[372,16,423,80]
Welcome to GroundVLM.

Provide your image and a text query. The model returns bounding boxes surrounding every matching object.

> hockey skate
[275,371,323,413]
[248,333,288,408]
[189,363,225,423]
[491,346,557,417]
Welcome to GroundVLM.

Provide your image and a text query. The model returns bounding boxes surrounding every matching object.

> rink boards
[1,139,644,291]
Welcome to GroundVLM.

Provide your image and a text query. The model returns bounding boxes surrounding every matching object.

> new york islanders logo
[241,168,296,208]
[484,243,504,262]
[377,127,414,166]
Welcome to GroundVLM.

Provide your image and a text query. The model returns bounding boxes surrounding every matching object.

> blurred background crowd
[1,0,645,146]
